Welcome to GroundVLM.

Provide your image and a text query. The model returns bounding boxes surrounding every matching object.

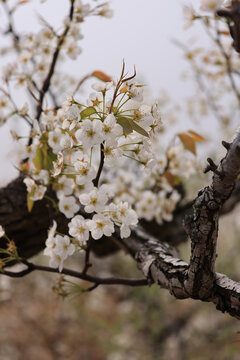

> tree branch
[33,0,76,130]
[184,133,240,299]
[122,228,240,319]
[1,259,148,287]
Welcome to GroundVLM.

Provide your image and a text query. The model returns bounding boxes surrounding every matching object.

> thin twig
[82,237,93,274]
[1,259,149,287]
[29,0,76,147]
[203,18,240,107]
[73,73,92,96]
[93,143,105,187]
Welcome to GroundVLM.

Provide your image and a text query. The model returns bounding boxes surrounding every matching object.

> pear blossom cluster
[43,221,75,272]
[0,0,202,273]
[18,74,201,271]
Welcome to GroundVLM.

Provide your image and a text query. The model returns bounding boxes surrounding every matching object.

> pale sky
[0,0,201,183]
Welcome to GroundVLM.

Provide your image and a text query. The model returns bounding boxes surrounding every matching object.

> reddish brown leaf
[178,133,196,155]
[164,171,175,187]
[188,130,206,142]
[92,70,112,82]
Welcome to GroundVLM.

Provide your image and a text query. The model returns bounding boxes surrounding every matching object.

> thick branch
[122,229,240,319]
[184,134,240,299]
[217,0,240,53]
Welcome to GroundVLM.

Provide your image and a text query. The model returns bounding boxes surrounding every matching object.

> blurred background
[0,1,240,359]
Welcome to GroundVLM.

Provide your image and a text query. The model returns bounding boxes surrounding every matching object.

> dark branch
[32,0,76,141]
[217,0,240,54]
[93,143,105,187]
[1,259,149,287]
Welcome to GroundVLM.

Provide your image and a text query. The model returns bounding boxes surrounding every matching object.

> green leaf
[27,193,34,212]
[45,152,57,171]
[80,106,96,119]
[131,121,149,137]
[33,145,43,170]
[117,117,149,137]
[41,145,57,171]
[117,116,133,136]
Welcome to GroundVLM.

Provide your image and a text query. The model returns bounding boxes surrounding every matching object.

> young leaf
[120,85,128,93]
[27,193,34,212]
[18,0,30,5]
[80,106,96,119]
[117,117,149,137]
[33,145,43,170]
[178,133,196,155]
[188,130,206,142]
[164,171,175,187]
[92,70,112,83]
[45,151,57,171]
[131,121,149,138]
[117,116,133,136]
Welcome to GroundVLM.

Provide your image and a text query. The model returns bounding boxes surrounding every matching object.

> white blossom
[62,104,80,130]
[59,196,80,218]
[75,181,94,196]
[32,169,49,185]
[92,81,113,93]
[23,178,47,201]
[75,119,104,149]
[68,215,89,245]
[79,186,108,213]
[49,253,65,272]
[120,224,131,239]
[56,175,75,198]
[74,1,91,22]
[19,102,29,116]
[41,112,58,130]
[135,191,158,221]
[54,235,75,260]
[103,143,123,167]
[64,38,82,60]
[200,0,223,12]
[87,214,114,240]
[48,128,63,153]
[116,201,138,227]
[0,225,5,238]
[87,92,103,111]
[59,132,74,150]
[52,152,64,177]
[74,158,96,185]
[43,221,57,257]
[98,3,114,18]
[102,114,123,144]
[62,95,74,111]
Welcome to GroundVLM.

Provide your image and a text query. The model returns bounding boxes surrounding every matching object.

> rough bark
[125,229,240,319]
